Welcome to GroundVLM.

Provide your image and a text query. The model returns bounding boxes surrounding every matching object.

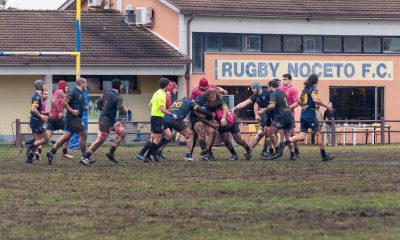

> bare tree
[0,0,6,9]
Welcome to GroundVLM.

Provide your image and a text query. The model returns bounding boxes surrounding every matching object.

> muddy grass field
[1,144,400,240]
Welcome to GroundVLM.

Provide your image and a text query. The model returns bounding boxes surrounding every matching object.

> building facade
[0,9,189,143]
[63,0,400,122]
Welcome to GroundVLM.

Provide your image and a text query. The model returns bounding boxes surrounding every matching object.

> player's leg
[105,121,126,164]
[230,123,252,160]
[194,122,208,160]
[220,131,238,161]
[205,125,217,160]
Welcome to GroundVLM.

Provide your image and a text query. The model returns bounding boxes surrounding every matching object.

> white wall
[188,16,400,36]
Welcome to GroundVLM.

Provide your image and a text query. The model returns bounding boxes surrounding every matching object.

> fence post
[331,117,337,146]
[380,117,385,144]
[15,119,21,147]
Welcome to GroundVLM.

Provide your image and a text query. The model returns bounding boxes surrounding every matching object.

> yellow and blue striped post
[76,0,81,80]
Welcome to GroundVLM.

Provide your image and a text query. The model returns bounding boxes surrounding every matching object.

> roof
[0,10,190,65]
[166,0,400,19]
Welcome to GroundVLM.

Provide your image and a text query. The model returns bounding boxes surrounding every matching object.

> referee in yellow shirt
[145,78,177,162]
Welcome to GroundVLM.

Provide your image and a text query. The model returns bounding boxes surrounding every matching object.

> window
[363,37,381,53]
[283,36,302,52]
[343,37,362,53]
[192,33,204,72]
[303,36,322,53]
[221,35,241,51]
[52,75,138,93]
[242,35,261,52]
[262,35,281,52]
[383,37,400,53]
[223,86,255,120]
[324,36,342,52]
[329,87,384,120]
[206,34,220,51]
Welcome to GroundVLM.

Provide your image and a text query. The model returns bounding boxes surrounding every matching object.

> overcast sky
[6,0,67,10]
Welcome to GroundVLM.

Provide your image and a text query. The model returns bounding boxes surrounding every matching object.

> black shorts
[150,116,165,134]
[30,119,46,135]
[218,122,240,134]
[99,115,115,133]
[164,119,188,132]
[47,117,65,131]
[271,117,294,132]
[300,114,320,132]
[65,117,85,134]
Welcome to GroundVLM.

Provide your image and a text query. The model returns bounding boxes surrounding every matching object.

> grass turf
[0,144,400,239]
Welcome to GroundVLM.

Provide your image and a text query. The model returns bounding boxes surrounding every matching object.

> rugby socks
[290,151,295,158]
[284,140,291,146]
[62,147,68,155]
[37,148,42,154]
[227,146,237,156]
[244,144,251,152]
[158,137,170,148]
[83,152,92,159]
[320,149,327,159]
[110,146,117,155]
[27,153,34,161]
[139,140,151,156]
[50,148,57,155]
[262,139,269,153]
[269,147,275,154]
[199,140,207,151]
[294,148,300,155]
[146,142,159,158]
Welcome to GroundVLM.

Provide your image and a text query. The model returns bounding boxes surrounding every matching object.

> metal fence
[14,118,400,147]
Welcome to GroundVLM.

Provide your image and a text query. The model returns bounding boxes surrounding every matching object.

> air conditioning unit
[88,0,103,8]
[135,7,153,26]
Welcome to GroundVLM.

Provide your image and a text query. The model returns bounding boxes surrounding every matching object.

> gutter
[186,15,194,97]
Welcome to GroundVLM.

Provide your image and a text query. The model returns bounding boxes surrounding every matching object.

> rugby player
[278,74,300,157]
[82,79,128,164]
[136,81,177,160]
[193,89,228,160]
[261,79,296,160]
[143,78,177,163]
[215,109,252,161]
[190,77,228,100]
[278,74,335,162]
[164,97,212,161]
[46,78,88,165]
[231,83,275,157]
[25,80,49,164]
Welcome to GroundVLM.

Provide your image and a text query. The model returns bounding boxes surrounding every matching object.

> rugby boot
[46,152,54,165]
[244,149,252,160]
[322,153,335,162]
[106,153,118,164]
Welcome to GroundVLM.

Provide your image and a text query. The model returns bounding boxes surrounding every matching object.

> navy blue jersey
[165,98,196,120]
[300,85,318,115]
[99,90,123,121]
[65,87,85,118]
[195,94,224,113]
[30,91,43,121]
[249,89,271,108]
[270,89,292,121]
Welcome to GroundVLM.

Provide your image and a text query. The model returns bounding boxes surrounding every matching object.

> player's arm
[31,97,47,121]
[63,92,79,116]
[253,102,260,121]
[231,99,252,112]
[51,92,62,116]
[265,102,276,112]
[194,105,212,118]
[310,90,334,111]
[289,89,300,109]
[159,96,176,118]
[216,86,228,95]
[220,104,229,126]
[201,117,219,128]
[117,97,128,114]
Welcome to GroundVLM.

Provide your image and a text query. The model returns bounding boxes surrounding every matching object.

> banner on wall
[215,60,394,81]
